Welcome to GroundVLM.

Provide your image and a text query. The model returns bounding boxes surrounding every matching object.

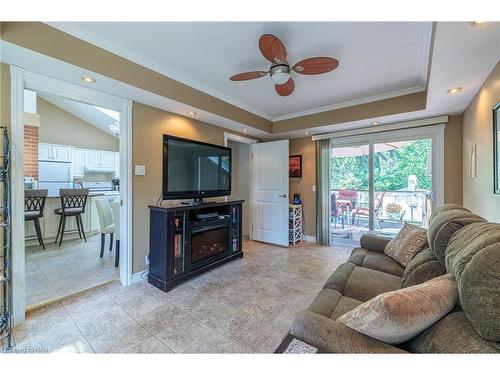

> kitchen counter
[45,191,120,198]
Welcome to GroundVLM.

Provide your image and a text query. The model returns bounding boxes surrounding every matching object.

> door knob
[279,194,287,198]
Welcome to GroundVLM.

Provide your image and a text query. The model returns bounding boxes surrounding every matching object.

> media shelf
[148,200,243,292]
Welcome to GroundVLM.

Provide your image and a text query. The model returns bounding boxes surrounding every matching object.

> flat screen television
[162,135,232,200]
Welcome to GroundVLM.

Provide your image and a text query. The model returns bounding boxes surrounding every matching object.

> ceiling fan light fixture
[270,65,291,85]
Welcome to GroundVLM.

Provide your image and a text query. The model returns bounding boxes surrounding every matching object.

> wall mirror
[494,103,500,194]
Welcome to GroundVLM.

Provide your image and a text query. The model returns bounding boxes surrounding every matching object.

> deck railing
[331,188,431,227]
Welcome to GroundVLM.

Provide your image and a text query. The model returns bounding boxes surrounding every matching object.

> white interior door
[250,140,289,246]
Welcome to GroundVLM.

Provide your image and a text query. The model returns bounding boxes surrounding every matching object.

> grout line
[101,284,177,353]
[60,302,97,353]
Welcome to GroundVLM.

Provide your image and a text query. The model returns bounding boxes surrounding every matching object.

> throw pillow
[384,222,428,266]
[336,274,458,344]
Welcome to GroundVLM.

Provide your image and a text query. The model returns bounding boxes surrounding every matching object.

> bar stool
[54,188,89,247]
[111,200,120,268]
[24,189,48,250]
[95,199,115,260]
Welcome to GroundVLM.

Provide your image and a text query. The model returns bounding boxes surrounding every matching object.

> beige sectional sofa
[289,204,500,353]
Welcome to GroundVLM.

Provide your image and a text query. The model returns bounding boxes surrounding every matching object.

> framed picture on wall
[289,155,302,178]
[493,103,500,194]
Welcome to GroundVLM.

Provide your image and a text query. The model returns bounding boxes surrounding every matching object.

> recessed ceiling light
[447,87,463,94]
[305,132,309,135]
[188,111,196,116]
[81,76,95,83]
[242,129,247,132]
[468,21,485,27]
[372,121,380,126]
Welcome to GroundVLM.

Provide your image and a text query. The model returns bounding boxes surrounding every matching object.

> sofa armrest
[360,234,391,254]
[291,311,407,353]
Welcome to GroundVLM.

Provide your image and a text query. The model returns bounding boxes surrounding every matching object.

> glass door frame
[330,124,445,233]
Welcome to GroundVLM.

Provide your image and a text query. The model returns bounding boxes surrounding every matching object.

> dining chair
[24,189,48,250]
[111,200,120,268]
[54,188,89,247]
[95,199,115,259]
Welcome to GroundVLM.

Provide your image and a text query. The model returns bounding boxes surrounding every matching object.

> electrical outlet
[312,185,316,192]
[145,254,150,266]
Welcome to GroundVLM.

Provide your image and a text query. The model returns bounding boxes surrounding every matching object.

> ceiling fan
[230,34,339,97]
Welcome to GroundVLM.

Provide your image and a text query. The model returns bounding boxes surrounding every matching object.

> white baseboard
[132,271,148,284]
[303,235,317,243]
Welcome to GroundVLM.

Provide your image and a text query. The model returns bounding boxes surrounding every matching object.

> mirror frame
[494,103,500,194]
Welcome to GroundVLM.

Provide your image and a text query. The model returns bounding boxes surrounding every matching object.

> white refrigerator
[38,161,73,196]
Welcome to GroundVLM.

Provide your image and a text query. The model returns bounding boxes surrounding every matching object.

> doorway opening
[224,133,256,240]
[10,68,132,324]
[23,90,122,309]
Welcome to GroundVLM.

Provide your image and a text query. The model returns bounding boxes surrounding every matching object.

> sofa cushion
[348,248,404,277]
[401,247,446,288]
[291,311,408,353]
[307,288,362,320]
[384,223,428,266]
[427,204,485,266]
[359,234,392,254]
[337,274,458,344]
[445,222,500,342]
[323,263,401,302]
[405,311,500,353]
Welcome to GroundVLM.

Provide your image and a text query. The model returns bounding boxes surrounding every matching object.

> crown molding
[272,86,426,122]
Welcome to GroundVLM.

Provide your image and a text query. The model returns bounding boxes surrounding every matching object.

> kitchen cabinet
[100,151,115,169]
[84,150,101,169]
[38,144,52,161]
[71,149,85,177]
[84,149,116,170]
[38,143,72,162]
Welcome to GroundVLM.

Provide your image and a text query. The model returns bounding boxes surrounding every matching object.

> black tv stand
[193,197,204,205]
[148,200,243,292]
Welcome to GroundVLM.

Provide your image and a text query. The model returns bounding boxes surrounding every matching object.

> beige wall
[288,116,464,238]
[38,98,119,151]
[462,61,500,222]
[289,137,316,237]
[132,102,257,273]
[444,115,463,204]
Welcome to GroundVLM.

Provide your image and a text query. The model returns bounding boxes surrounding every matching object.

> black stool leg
[100,233,105,257]
[59,216,66,247]
[33,218,45,250]
[76,216,82,239]
[109,233,114,252]
[78,215,87,242]
[115,239,120,267]
[55,215,63,243]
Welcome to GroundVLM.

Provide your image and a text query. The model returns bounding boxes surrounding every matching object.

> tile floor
[26,234,119,308]
[13,240,351,353]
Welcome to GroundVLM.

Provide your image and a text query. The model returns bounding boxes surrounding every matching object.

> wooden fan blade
[259,34,287,64]
[230,71,268,81]
[275,78,295,96]
[293,57,339,75]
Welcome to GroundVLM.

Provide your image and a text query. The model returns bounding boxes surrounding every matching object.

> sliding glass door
[330,129,439,248]
[330,142,370,246]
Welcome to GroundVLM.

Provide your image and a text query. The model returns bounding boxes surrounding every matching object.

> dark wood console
[148,200,243,292]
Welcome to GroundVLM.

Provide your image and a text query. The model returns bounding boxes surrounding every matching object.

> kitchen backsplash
[79,171,115,183]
